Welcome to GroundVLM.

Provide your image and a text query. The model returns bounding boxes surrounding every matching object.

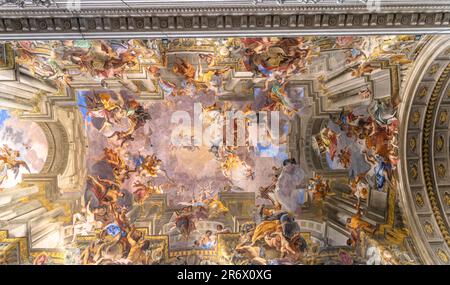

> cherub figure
[136,154,172,183]
[133,180,159,204]
[337,148,352,169]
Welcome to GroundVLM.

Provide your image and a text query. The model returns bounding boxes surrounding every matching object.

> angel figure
[133,180,160,204]
[0,145,31,185]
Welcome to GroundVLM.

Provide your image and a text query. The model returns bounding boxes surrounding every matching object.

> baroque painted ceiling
[0,34,449,265]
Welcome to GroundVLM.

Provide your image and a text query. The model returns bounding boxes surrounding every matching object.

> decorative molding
[0,230,30,264]
[399,36,450,265]
[0,5,449,39]
[421,63,450,247]
[0,0,51,9]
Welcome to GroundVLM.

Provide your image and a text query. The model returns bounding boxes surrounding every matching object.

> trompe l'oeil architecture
[0,0,449,265]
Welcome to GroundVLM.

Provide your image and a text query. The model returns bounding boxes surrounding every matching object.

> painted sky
[0,109,48,188]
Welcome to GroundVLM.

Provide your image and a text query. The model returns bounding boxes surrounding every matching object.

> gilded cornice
[421,64,450,247]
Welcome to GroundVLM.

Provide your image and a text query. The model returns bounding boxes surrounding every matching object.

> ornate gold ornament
[419,86,428,99]
[444,192,450,207]
[410,164,419,180]
[445,48,450,57]
[437,164,446,178]
[436,249,449,263]
[436,136,444,152]
[439,110,448,125]
[412,111,421,125]
[424,221,434,235]
[415,192,424,208]
[420,64,450,247]
[428,64,440,76]
[0,231,29,264]
[409,137,417,152]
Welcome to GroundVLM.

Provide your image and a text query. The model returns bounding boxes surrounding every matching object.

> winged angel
[0,145,31,187]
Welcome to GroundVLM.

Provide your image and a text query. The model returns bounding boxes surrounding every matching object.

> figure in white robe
[273,161,305,213]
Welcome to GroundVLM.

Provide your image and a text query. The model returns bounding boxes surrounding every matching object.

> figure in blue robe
[374,156,391,191]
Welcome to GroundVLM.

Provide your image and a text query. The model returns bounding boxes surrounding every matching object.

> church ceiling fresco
[0,35,438,265]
